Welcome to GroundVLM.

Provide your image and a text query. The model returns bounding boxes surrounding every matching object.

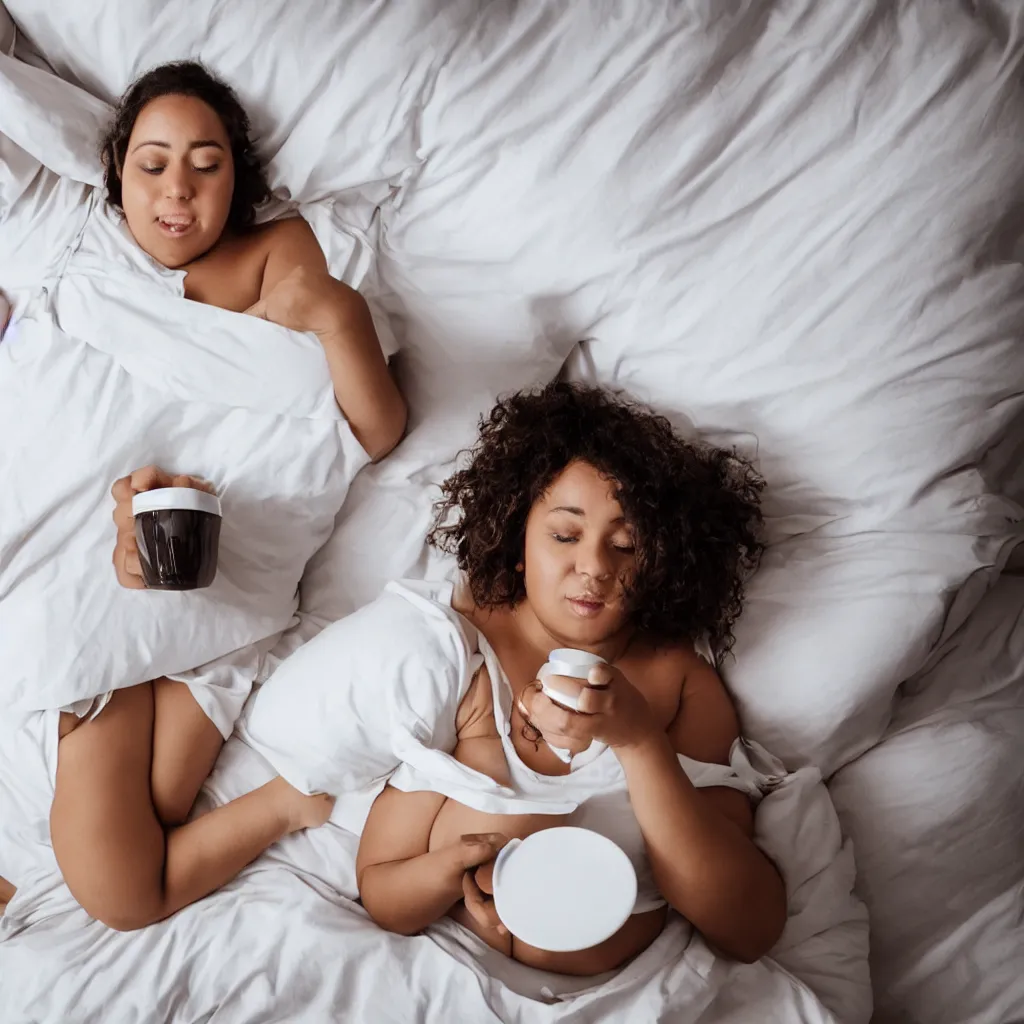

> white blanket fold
[0,197,367,721]
[234,578,872,1022]
[0,658,870,1024]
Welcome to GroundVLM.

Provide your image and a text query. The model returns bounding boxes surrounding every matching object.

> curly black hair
[429,382,765,659]
[100,61,270,232]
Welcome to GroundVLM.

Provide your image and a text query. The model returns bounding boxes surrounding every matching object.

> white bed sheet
[831,573,1024,1024]
[4,0,1024,771]
[2,2,1024,1022]
[0,701,871,1024]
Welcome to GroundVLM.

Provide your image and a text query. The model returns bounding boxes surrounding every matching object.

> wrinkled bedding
[2,1,1024,1021]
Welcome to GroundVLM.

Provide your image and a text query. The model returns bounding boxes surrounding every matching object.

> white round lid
[548,648,605,668]
[539,649,607,707]
[132,487,221,517]
[492,827,637,953]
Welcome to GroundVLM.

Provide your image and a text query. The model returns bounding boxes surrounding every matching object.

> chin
[152,251,189,269]
[133,226,216,270]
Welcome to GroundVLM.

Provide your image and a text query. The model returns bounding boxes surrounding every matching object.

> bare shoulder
[620,640,689,726]
[257,215,328,295]
[262,215,326,258]
[261,214,320,250]
[664,644,741,766]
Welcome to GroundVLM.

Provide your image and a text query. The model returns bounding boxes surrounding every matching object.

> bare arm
[620,656,787,963]
[253,218,407,461]
[356,785,506,936]
[526,654,787,963]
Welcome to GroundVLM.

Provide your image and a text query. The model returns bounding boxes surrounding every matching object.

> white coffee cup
[491,826,638,952]
[537,648,606,711]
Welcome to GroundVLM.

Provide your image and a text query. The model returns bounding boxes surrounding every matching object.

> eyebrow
[548,506,626,523]
[130,139,225,154]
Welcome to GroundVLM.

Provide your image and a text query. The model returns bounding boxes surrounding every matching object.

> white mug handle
[491,837,522,890]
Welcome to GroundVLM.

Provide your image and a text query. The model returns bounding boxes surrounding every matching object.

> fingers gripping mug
[132,486,222,591]
[535,648,609,764]
[538,648,607,710]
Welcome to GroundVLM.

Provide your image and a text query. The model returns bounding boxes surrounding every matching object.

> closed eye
[140,164,220,175]
[552,534,577,544]
[613,544,635,554]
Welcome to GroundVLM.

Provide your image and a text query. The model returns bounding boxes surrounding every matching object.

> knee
[93,904,159,932]
[151,786,193,829]
[69,884,162,931]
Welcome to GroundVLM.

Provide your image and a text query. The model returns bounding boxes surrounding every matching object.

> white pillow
[374,2,1024,770]
[0,51,108,187]
[829,574,1024,1024]
[1,0,474,203]
[242,581,472,806]
[0,52,105,303]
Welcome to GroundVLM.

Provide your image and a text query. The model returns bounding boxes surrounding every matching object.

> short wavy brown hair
[100,61,270,232]
[429,382,765,658]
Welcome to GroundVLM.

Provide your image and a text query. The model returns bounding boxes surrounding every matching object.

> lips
[156,214,196,237]
[567,596,606,618]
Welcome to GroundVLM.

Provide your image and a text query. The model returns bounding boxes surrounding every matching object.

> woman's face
[521,460,637,650]
[119,93,235,269]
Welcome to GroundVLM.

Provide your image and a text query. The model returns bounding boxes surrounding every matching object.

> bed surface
[1,2,1023,1021]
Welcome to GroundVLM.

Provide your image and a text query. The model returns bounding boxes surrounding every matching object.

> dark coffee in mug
[132,487,222,591]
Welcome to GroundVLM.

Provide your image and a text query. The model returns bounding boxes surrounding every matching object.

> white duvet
[0,660,870,1024]
[3,1,1024,1022]
[0,192,367,728]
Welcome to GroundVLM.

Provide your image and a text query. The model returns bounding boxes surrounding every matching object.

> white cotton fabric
[830,573,1024,1024]
[375,1,1024,772]
[0,0,479,203]
[0,194,367,727]
[371,580,784,915]
[243,578,482,829]
[0,578,870,1024]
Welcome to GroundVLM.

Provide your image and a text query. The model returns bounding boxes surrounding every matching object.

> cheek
[206,170,236,220]
[120,172,145,204]
[522,543,572,604]
[119,176,154,228]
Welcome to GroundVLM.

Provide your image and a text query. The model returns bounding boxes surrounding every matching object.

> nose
[163,164,195,201]
[575,537,614,582]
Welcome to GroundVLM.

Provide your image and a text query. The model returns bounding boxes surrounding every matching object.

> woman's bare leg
[150,678,224,826]
[50,683,332,931]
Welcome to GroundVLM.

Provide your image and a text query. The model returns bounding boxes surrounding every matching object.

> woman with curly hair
[24,61,406,932]
[356,382,787,973]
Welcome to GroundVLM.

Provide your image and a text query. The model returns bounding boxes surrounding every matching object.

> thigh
[50,683,165,928]
[150,678,225,826]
